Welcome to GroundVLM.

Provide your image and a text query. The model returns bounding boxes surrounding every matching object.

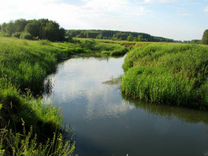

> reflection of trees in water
[44,78,53,96]
[123,95,208,125]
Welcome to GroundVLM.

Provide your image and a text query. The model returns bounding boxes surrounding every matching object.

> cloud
[143,0,176,4]
[0,0,149,29]
[204,6,208,13]
[0,0,206,40]
[177,9,191,17]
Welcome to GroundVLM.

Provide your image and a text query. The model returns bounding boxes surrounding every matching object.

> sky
[0,0,208,40]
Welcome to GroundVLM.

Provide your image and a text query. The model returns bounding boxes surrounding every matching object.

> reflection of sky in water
[44,57,208,156]
[45,57,134,120]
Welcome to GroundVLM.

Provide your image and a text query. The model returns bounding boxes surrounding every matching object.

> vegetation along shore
[0,25,129,155]
[0,18,208,155]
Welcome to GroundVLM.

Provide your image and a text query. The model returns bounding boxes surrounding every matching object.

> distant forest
[67,30,175,42]
[1,19,202,43]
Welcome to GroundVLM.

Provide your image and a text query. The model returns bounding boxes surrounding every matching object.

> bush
[12,32,21,38]
[20,32,33,40]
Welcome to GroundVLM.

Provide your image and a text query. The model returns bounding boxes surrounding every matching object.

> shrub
[12,32,21,38]
[20,32,33,40]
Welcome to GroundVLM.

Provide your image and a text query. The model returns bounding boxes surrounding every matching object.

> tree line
[202,30,208,45]
[0,19,67,41]
[1,18,208,44]
[67,30,175,42]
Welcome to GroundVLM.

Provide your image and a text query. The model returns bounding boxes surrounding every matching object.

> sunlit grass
[122,43,208,109]
[0,127,75,156]
[0,36,131,155]
[0,37,81,155]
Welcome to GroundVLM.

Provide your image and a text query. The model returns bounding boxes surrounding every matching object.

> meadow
[122,43,208,109]
[0,37,128,155]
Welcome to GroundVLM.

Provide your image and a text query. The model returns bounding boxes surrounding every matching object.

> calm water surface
[44,56,208,156]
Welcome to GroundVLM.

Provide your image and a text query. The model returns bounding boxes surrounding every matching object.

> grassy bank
[0,37,128,155]
[0,37,82,155]
[122,43,208,109]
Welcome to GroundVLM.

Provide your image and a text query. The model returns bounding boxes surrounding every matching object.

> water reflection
[125,98,208,125]
[44,56,208,156]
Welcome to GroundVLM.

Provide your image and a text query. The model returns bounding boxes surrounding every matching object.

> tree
[14,19,27,32]
[0,19,66,41]
[44,21,63,41]
[25,20,41,38]
[5,22,16,35]
[127,34,133,41]
[202,29,208,45]
[96,34,103,39]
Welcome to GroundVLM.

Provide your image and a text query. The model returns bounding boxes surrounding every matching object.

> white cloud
[143,0,176,4]
[0,0,149,29]
[204,6,208,13]
[177,9,191,17]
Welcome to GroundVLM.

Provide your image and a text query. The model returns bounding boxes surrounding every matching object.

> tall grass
[122,43,208,109]
[0,127,75,156]
[0,37,83,155]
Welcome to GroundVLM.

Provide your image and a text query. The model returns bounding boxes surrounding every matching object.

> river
[44,56,208,156]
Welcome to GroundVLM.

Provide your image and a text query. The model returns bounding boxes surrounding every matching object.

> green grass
[0,127,75,156]
[122,43,208,109]
[77,39,129,57]
[0,36,130,155]
[0,37,84,155]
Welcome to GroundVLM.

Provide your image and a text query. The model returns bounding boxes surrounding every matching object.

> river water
[44,56,208,156]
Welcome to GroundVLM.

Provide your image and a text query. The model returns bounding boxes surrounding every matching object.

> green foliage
[0,19,66,42]
[68,30,175,42]
[127,34,134,41]
[25,21,41,38]
[12,32,21,38]
[0,128,75,156]
[202,29,208,45]
[122,43,208,108]
[122,67,195,105]
[0,37,84,154]
[191,39,201,44]
[0,36,131,154]
[20,32,33,40]
[79,39,128,57]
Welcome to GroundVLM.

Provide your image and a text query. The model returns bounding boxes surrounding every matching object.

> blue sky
[0,0,208,40]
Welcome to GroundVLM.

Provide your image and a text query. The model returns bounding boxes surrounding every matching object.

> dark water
[44,56,208,156]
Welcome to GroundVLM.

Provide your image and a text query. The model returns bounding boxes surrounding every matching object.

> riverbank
[42,55,208,156]
[0,37,128,155]
[122,43,208,109]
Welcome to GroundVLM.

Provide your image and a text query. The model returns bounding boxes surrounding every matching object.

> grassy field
[0,37,128,155]
[122,43,208,109]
